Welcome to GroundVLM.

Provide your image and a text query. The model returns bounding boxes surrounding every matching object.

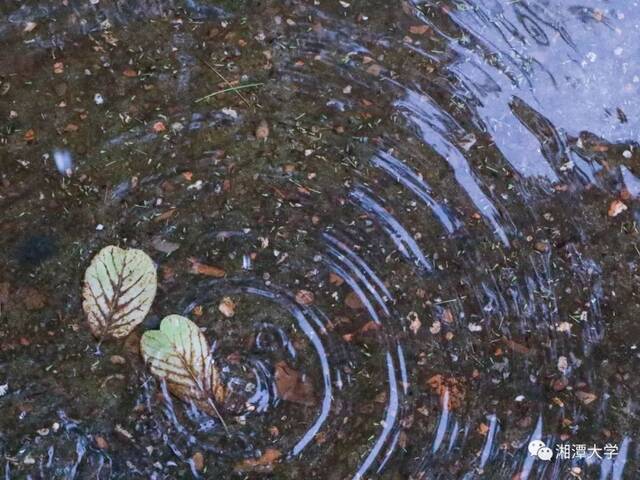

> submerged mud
[1,0,639,478]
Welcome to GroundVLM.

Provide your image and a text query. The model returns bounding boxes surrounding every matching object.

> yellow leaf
[140,315,224,414]
[82,245,156,339]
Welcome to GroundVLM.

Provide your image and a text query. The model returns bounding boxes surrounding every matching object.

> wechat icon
[528,440,553,461]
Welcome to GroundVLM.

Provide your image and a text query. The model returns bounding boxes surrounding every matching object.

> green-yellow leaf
[83,245,157,339]
[140,315,224,413]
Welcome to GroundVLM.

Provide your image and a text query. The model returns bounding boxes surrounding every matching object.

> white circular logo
[528,440,553,461]
[528,440,545,457]
[537,446,553,461]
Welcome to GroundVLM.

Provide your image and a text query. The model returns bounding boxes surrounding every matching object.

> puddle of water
[0,0,639,478]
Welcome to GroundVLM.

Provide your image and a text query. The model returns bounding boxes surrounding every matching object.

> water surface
[0,0,639,478]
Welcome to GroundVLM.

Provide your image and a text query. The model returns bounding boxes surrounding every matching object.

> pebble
[110,355,126,365]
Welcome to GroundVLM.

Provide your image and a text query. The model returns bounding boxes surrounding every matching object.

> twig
[195,83,263,103]
[199,58,254,108]
[206,398,230,435]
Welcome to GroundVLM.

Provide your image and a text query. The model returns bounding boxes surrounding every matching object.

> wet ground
[1,0,639,478]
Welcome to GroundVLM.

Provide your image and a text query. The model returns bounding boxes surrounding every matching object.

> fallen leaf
[593,143,609,153]
[152,121,166,133]
[295,289,314,306]
[575,391,597,405]
[255,120,269,140]
[409,25,430,35]
[94,435,109,450]
[140,315,224,413]
[342,320,381,342]
[23,22,37,32]
[408,311,421,334]
[234,448,281,472]
[192,452,204,472]
[426,374,466,410]
[329,272,344,286]
[345,291,364,309]
[83,245,157,339]
[188,258,226,278]
[154,208,177,222]
[501,336,532,355]
[218,297,236,318]
[608,200,627,217]
[23,129,36,142]
[441,308,454,324]
[122,68,138,78]
[366,64,382,76]
[274,361,315,405]
[552,376,568,391]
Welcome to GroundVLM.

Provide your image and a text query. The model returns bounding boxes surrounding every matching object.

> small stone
[608,200,627,217]
[219,297,236,317]
[110,355,126,365]
[557,356,568,374]
[151,236,180,254]
[468,322,482,332]
[556,322,572,333]
[221,107,238,119]
[255,120,269,140]
[429,320,441,335]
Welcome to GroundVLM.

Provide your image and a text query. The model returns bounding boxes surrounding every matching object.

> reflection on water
[0,0,639,478]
